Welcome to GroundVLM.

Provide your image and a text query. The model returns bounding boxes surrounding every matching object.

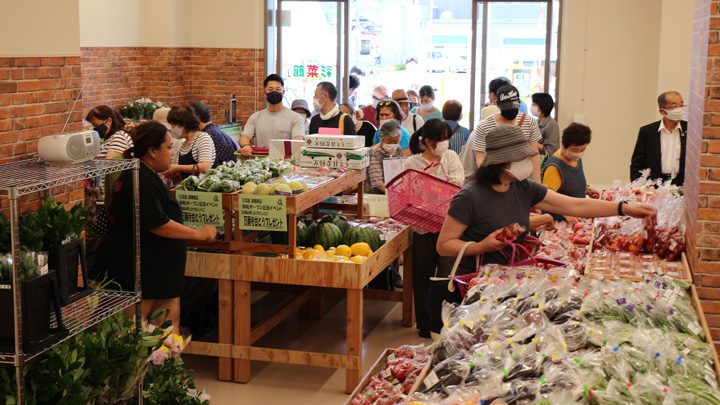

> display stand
[0,158,142,404]
[182,168,415,393]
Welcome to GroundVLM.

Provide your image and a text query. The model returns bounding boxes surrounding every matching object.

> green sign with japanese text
[176,191,224,227]
[237,195,287,231]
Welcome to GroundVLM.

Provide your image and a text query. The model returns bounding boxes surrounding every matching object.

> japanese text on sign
[176,191,224,227]
[238,195,287,231]
[292,64,334,79]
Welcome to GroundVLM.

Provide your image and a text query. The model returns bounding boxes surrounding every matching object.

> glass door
[277,0,346,110]
[472,1,559,129]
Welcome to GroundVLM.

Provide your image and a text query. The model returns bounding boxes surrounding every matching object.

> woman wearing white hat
[437,125,657,276]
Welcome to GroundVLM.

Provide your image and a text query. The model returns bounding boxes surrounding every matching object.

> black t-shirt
[357,121,377,147]
[96,163,187,299]
[309,112,357,135]
[447,179,548,275]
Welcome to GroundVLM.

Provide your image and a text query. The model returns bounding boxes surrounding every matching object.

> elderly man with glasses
[630,91,688,186]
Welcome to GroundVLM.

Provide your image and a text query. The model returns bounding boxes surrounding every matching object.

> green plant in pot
[36,197,92,306]
[0,249,67,354]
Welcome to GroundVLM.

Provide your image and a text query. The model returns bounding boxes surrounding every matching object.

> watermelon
[311,222,344,250]
[320,214,350,236]
[343,226,381,252]
[270,217,312,246]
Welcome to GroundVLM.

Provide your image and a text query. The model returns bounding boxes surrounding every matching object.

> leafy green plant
[141,356,210,405]
[0,251,43,281]
[34,197,89,249]
[0,310,177,404]
[18,213,43,253]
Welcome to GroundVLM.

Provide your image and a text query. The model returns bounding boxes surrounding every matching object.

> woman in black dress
[96,122,217,329]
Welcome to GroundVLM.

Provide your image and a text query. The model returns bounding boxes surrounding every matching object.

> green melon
[311,222,343,250]
[343,226,381,252]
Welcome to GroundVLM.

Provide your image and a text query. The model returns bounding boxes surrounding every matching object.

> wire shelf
[0,290,140,364]
[0,158,139,197]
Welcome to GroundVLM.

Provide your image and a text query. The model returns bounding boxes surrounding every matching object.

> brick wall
[691,0,720,348]
[81,47,265,126]
[0,57,85,212]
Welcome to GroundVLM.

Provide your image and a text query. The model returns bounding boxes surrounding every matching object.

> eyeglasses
[663,103,685,109]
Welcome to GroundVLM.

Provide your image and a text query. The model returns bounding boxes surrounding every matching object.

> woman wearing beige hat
[391,89,424,135]
[437,125,657,276]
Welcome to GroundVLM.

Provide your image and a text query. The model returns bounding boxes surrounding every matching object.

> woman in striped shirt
[164,106,216,179]
[86,105,132,159]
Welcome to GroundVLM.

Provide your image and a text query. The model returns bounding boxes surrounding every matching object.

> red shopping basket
[385,162,461,233]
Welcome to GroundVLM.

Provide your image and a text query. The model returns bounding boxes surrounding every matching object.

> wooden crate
[344,348,433,405]
[689,284,720,386]
[186,226,411,289]
[185,169,367,258]
[584,219,692,283]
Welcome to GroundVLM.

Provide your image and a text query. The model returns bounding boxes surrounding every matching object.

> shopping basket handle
[447,241,475,292]
[497,237,538,267]
[422,161,451,182]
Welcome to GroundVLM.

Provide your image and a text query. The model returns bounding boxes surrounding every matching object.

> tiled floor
[185,291,425,405]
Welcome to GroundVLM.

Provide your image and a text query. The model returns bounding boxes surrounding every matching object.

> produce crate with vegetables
[401,266,720,404]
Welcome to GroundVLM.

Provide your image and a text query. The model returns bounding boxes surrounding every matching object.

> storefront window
[271,0,560,129]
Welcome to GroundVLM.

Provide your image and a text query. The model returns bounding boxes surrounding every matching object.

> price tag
[386,353,396,362]
[682,348,691,356]
[176,190,224,227]
[423,371,440,389]
[237,195,287,231]
[688,322,703,336]
[381,368,392,379]
[474,345,491,357]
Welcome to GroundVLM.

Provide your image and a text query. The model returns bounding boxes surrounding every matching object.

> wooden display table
[181,168,414,393]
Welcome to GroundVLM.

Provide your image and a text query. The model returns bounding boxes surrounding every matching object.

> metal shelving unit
[0,158,141,403]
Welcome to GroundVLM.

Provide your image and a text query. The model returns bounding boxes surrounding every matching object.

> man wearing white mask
[630,91,688,186]
[308,82,357,135]
[239,74,305,156]
[360,85,388,128]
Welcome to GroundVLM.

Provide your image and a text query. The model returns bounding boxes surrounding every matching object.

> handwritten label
[176,191,224,227]
[237,195,287,231]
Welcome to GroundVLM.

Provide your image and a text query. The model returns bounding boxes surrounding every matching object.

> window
[268,0,560,130]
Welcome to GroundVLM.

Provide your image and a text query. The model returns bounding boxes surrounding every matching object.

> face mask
[312,98,322,112]
[93,122,108,138]
[371,98,381,109]
[565,151,583,162]
[379,119,392,127]
[431,140,449,156]
[530,105,541,118]
[505,158,533,181]
[382,143,399,154]
[266,91,283,105]
[501,109,519,121]
[171,126,183,139]
[663,105,686,121]
[421,101,434,111]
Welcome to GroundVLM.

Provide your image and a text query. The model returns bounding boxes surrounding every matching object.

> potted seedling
[35,197,91,306]
[0,247,67,354]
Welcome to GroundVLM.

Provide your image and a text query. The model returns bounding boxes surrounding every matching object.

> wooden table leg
[218,279,233,381]
[346,288,363,393]
[234,280,251,383]
[402,244,414,327]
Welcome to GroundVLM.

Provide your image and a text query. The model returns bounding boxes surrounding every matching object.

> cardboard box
[305,135,365,150]
[299,146,370,170]
[269,139,304,161]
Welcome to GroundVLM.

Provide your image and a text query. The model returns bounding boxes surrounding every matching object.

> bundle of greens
[175,157,294,192]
